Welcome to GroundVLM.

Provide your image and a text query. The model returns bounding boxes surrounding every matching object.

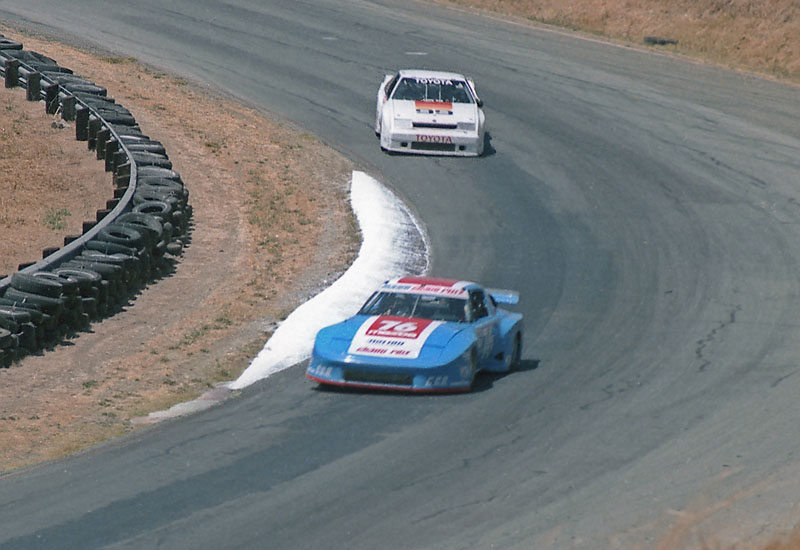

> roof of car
[379,277,477,298]
[396,69,468,81]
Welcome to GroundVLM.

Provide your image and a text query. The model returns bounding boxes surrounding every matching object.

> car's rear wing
[488,288,519,306]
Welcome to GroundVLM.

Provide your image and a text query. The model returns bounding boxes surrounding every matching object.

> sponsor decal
[415,134,453,144]
[381,278,469,298]
[414,78,454,86]
[415,100,453,113]
[348,316,443,359]
[308,364,334,378]
[424,375,449,387]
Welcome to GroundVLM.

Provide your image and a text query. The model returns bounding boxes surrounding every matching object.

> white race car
[375,69,485,157]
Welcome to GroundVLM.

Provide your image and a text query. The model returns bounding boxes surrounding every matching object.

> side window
[469,290,489,320]
[384,74,399,98]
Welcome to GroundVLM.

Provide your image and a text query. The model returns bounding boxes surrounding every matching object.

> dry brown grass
[439,0,800,81]
[0,92,111,277]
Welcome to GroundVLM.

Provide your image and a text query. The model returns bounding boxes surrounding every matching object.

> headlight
[458,122,476,131]
[393,117,413,129]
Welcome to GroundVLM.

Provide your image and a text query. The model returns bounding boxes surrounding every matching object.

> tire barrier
[0,34,192,367]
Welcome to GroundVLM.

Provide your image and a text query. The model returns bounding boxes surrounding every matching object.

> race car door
[468,289,497,360]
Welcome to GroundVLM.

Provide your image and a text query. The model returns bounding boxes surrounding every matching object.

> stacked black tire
[0,35,192,367]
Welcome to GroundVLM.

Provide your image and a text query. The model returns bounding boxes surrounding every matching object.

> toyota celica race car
[306,277,523,393]
[375,69,486,156]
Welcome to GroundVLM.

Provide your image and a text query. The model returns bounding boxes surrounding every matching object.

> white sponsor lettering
[415,78,454,85]
[309,364,333,378]
[381,282,469,298]
[425,375,449,387]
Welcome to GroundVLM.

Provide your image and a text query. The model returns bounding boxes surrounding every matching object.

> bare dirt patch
[0,27,358,472]
[0,91,110,277]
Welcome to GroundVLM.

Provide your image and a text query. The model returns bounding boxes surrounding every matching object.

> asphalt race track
[2,1,800,548]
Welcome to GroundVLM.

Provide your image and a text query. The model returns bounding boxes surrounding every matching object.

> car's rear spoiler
[488,288,519,306]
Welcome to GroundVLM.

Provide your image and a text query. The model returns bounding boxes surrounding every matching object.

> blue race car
[306,277,523,393]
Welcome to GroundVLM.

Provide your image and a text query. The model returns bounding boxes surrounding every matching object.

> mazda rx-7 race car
[306,277,523,393]
[375,69,486,156]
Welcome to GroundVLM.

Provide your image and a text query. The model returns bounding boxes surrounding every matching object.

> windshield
[358,291,469,322]
[390,77,474,104]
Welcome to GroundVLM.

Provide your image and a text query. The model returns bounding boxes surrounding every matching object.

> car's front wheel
[467,348,478,388]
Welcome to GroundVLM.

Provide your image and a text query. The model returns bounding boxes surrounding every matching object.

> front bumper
[380,127,483,157]
[306,355,474,393]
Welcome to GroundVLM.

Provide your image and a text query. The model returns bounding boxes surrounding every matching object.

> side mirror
[476,98,484,108]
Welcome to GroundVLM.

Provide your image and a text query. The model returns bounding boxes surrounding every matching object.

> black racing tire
[107,123,142,136]
[33,272,79,296]
[73,91,114,104]
[60,260,122,301]
[131,152,172,169]
[116,212,164,245]
[53,268,106,304]
[0,37,23,51]
[137,176,185,192]
[62,82,107,96]
[79,250,135,270]
[3,287,65,316]
[10,272,63,299]
[116,131,151,142]
[133,200,173,222]
[137,183,187,205]
[36,65,73,75]
[0,307,32,326]
[52,267,102,286]
[84,239,140,258]
[97,224,145,248]
[165,241,183,256]
[124,142,167,155]
[17,322,37,350]
[41,73,95,86]
[94,110,137,126]
[0,315,18,333]
[0,327,13,350]
[61,259,121,280]
[79,251,141,284]
[135,166,182,183]
[81,296,98,319]
[6,50,56,65]
[0,298,44,324]
[133,188,178,206]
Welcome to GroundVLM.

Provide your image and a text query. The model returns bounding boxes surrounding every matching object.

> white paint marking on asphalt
[229,171,429,389]
[136,171,428,421]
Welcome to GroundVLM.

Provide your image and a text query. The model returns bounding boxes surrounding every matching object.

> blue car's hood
[315,315,470,364]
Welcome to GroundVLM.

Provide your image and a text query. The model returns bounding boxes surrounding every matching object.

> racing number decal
[349,316,443,359]
[370,319,423,337]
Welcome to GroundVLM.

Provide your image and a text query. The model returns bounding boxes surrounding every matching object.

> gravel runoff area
[0,26,359,473]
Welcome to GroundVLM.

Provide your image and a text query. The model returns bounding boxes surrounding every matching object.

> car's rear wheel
[510,333,522,372]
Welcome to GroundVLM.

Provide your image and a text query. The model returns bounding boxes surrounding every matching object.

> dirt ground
[0,27,358,473]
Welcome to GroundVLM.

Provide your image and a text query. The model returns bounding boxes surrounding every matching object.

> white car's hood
[389,99,478,124]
